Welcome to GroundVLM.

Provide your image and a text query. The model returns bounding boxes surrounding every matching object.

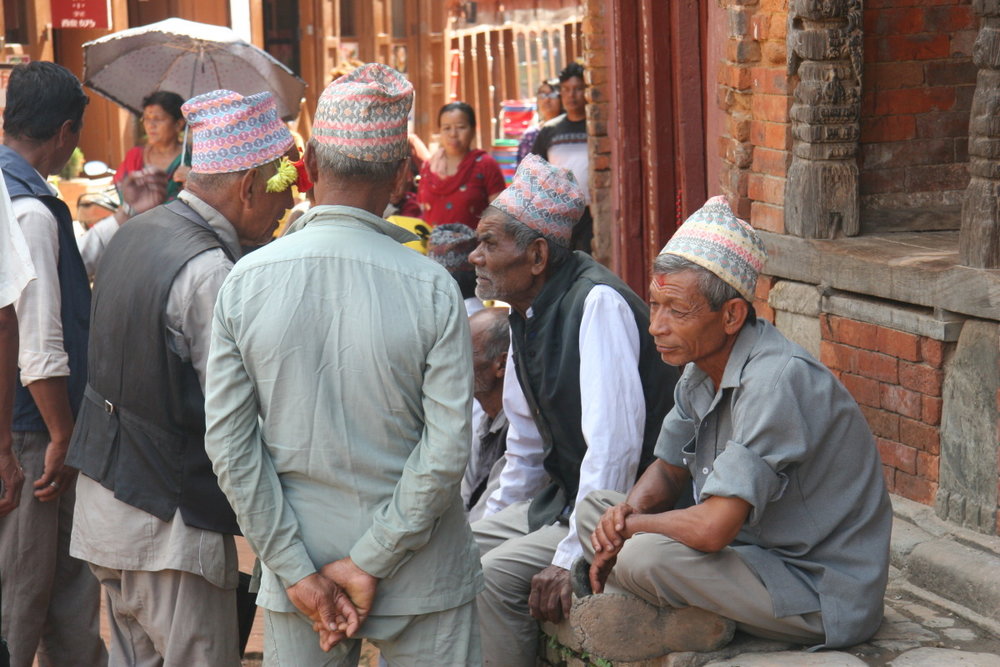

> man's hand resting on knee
[589,501,636,593]
[529,565,573,623]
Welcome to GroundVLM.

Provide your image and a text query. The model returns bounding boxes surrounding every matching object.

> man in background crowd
[463,307,510,522]
[530,62,591,253]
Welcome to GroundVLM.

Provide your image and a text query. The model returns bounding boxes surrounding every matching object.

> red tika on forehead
[652,274,671,289]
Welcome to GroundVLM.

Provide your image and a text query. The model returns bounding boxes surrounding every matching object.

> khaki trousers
[472,500,567,667]
[577,490,826,644]
[263,600,480,667]
[0,431,106,667]
[89,564,241,667]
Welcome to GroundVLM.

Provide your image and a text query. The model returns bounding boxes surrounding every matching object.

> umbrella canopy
[82,18,306,121]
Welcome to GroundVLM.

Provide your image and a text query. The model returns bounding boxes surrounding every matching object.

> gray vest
[67,200,240,535]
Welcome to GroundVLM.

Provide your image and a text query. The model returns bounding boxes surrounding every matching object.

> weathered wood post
[960,0,1000,268]
[785,0,863,239]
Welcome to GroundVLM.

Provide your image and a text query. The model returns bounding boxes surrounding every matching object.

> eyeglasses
[538,92,560,99]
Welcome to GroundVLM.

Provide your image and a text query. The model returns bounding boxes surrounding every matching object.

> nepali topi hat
[182,89,294,174]
[312,63,413,162]
[658,195,767,301]
[428,223,478,272]
[489,154,585,248]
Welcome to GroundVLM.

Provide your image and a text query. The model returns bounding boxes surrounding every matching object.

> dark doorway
[127,0,173,27]
[263,0,300,76]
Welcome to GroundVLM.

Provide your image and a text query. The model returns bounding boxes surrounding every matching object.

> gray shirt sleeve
[164,248,233,392]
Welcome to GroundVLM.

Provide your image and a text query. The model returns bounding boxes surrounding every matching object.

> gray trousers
[0,431,106,667]
[263,600,480,666]
[577,490,826,644]
[89,564,241,667]
[472,500,567,667]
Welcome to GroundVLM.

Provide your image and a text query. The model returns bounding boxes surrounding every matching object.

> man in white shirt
[0,61,163,667]
[468,154,678,665]
[0,170,34,667]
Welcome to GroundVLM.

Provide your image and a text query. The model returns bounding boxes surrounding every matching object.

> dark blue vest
[0,145,90,432]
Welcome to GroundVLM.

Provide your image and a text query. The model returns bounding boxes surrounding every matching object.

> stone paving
[221,503,1000,667]
[537,566,1000,667]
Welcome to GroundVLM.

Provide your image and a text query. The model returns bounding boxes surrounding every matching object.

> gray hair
[185,162,272,192]
[652,253,747,311]
[478,307,511,362]
[307,137,401,184]
[480,206,571,268]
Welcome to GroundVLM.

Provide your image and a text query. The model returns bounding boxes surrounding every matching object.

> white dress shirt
[12,175,118,384]
[484,284,645,569]
[0,173,34,308]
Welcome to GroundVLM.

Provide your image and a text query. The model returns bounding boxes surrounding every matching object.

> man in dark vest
[468,154,679,665]
[66,89,296,665]
[0,61,164,667]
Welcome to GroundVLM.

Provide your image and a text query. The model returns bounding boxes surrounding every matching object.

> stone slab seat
[543,593,736,662]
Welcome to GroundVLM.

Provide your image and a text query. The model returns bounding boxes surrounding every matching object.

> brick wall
[819,315,946,505]
[718,0,790,229]
[583,0,611,264]
[860,0,978,216]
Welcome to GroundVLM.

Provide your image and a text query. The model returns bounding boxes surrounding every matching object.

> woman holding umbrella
[114,91,191,201]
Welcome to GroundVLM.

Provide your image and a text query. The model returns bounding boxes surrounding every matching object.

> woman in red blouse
[417,102,506,228]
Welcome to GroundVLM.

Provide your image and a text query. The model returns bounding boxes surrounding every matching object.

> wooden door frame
[606,0,706,296]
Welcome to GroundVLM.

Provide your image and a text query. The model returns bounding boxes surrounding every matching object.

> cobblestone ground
[93,539,998,666]
[538,568,1000,666]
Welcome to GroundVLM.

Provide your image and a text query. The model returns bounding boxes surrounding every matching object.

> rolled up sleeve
[13,198,68,383]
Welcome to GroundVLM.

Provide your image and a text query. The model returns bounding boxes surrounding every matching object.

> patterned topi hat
[428,223,478,272]
[489,154,585,248]
[658,195,767,301]
[182,90,294,174]
[312,63,413,162]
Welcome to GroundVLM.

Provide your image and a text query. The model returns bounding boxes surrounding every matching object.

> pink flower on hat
[313,63,413,162]
[489,154,585,248]
[182,89,294,174]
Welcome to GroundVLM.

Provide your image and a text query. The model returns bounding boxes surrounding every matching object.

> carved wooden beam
[785,0,863,239]
[960,0,1000,268]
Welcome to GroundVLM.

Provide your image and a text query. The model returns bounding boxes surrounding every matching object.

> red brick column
[819,315,945,505]
[583,0,611,264]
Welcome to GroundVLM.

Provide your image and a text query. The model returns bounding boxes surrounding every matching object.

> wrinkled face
[142,104,183,147]
[469,215,534,304]
[560,75,586,119]
[648,270,730,369]
[439,109,475,157]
